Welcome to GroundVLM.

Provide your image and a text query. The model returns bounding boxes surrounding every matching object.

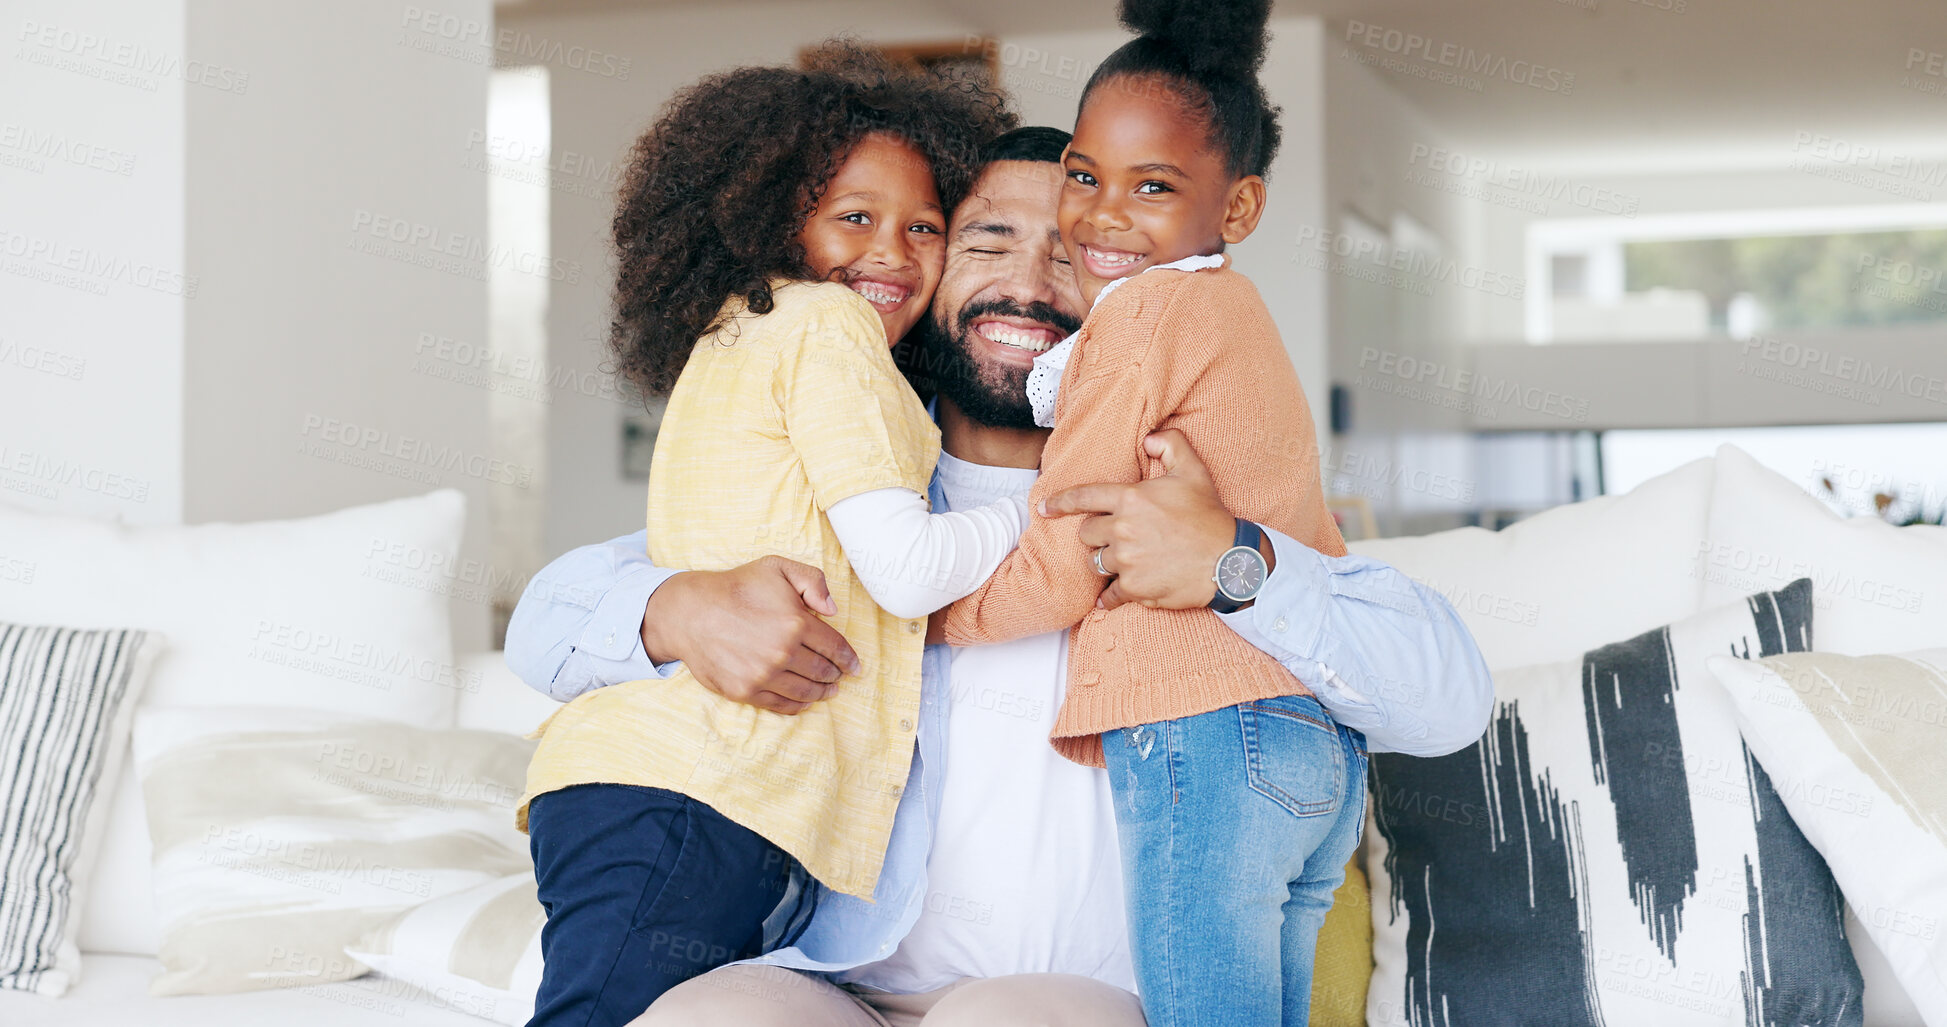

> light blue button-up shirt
[504,471,1491,978]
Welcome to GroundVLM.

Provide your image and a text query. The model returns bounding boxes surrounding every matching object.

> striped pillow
[133,707,534,996]
[0,621,157,997]
[347,873,544,1025]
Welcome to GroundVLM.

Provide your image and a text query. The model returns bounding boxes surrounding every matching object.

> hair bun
[1117,0,1272,77]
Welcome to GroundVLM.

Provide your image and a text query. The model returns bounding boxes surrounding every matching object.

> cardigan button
[1102,635,1116,652]
[1081,671,1102,687]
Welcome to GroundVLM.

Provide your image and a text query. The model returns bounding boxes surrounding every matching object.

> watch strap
[1208,518,1265,614]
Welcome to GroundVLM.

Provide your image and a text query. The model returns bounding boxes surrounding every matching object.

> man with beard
[505,127,1491,1025]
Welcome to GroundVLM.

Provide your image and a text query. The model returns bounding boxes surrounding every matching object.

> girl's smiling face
[798,132,948,346]
[1059,75,1264,304]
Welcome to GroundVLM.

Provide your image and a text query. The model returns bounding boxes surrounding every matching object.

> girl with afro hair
[517,43,1026,1026]
[932,3,1366,1023]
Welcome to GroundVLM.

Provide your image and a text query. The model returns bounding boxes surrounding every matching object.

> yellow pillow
[1308,856,1373,1027]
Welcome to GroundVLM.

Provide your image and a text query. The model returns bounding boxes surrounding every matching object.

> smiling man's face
[914,159,1086,429]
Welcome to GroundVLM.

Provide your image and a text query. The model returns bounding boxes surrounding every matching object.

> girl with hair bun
[935,2,1363,1023]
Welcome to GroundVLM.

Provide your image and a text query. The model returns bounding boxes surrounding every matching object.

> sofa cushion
[1700,443,1947,655]
[0,491,468,957]
[0,953,489,1027]
[0,623,157,997]
[347,872,543,1026]
[1367,580,1862,1026]
[1708,650,1947,1025]
[135,707,532,996]
[1349,456,1713,670]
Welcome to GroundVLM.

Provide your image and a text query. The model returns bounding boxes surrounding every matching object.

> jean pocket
[1238,695,1344,818]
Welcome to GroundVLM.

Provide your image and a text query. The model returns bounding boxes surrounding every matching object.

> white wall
[503,1,992,559]
[180,0,494,650]
[1,0,187,525]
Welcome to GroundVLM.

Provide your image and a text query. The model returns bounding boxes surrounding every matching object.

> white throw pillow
[454,651,559,737]
[1701,443,1947,655]
[134,706,533,996]
[1350,456,1712,670]
[347,873,544,1026]
[0,491,468,957]
[1367,580,1863,1026]
[1707,650,1947,1025]
[0,623,158,997]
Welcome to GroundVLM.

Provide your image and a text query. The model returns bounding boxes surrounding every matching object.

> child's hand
[646,556,862,714]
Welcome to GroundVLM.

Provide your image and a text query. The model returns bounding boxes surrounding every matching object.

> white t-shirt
[848,451,1134,995]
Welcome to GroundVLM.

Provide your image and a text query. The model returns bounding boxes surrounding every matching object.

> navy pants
[526,784,798,1027]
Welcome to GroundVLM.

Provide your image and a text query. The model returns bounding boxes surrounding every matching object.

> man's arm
[504,532,861,715]
[1046,430,1494,757]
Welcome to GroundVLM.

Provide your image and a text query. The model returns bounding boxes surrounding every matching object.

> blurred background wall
[7,0,1945,645]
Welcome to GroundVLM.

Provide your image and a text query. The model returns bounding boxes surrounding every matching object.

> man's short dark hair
[980,125,1072,166]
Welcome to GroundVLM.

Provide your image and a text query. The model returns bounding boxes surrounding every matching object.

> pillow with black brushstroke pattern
[1366,579,1864,1027]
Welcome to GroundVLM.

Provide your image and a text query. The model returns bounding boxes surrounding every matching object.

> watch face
[1217,546,1266,601]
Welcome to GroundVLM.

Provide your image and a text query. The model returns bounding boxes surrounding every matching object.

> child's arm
[827,488,1028,619]
[775,288,1028,621]
[935,303,1167,647]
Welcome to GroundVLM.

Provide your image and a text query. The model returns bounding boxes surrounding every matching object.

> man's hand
[640,556,861,715]
[1043,429,1261,611]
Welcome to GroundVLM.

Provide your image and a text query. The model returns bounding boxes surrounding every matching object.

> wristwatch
[1208,519,1269,614]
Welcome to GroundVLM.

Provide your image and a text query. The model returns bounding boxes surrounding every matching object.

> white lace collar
[1025,253,1225,428]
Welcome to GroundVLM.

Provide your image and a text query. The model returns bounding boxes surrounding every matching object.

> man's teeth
[978,323,1053,352]
[854,281,907,306]
[1087,246,1141,267]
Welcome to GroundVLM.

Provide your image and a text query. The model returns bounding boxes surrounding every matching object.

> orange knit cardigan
[939,262,1346,766]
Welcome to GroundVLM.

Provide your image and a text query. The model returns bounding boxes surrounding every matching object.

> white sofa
[2,444,1938,1025]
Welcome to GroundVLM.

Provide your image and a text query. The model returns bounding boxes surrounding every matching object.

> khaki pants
[632,964,1147,1027]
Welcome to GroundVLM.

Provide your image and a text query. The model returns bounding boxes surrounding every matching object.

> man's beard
[904,298,1080,431]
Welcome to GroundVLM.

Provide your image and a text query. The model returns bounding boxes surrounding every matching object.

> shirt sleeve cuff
[559,564,681,691]
[1216,526,1332,664]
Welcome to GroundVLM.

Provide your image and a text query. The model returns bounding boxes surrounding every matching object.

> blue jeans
[1102,694,1368,1027]
[526,784,800,1027]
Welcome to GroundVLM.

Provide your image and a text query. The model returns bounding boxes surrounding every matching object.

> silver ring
[1092,548,1110,576]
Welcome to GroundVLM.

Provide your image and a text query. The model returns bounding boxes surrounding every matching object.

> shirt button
[899,718,913,731]
[889,784,904,796]
[907,620,922,634]
[1273,617,1287,633]
[604,630,615,647]
[1081,671,1102,688]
